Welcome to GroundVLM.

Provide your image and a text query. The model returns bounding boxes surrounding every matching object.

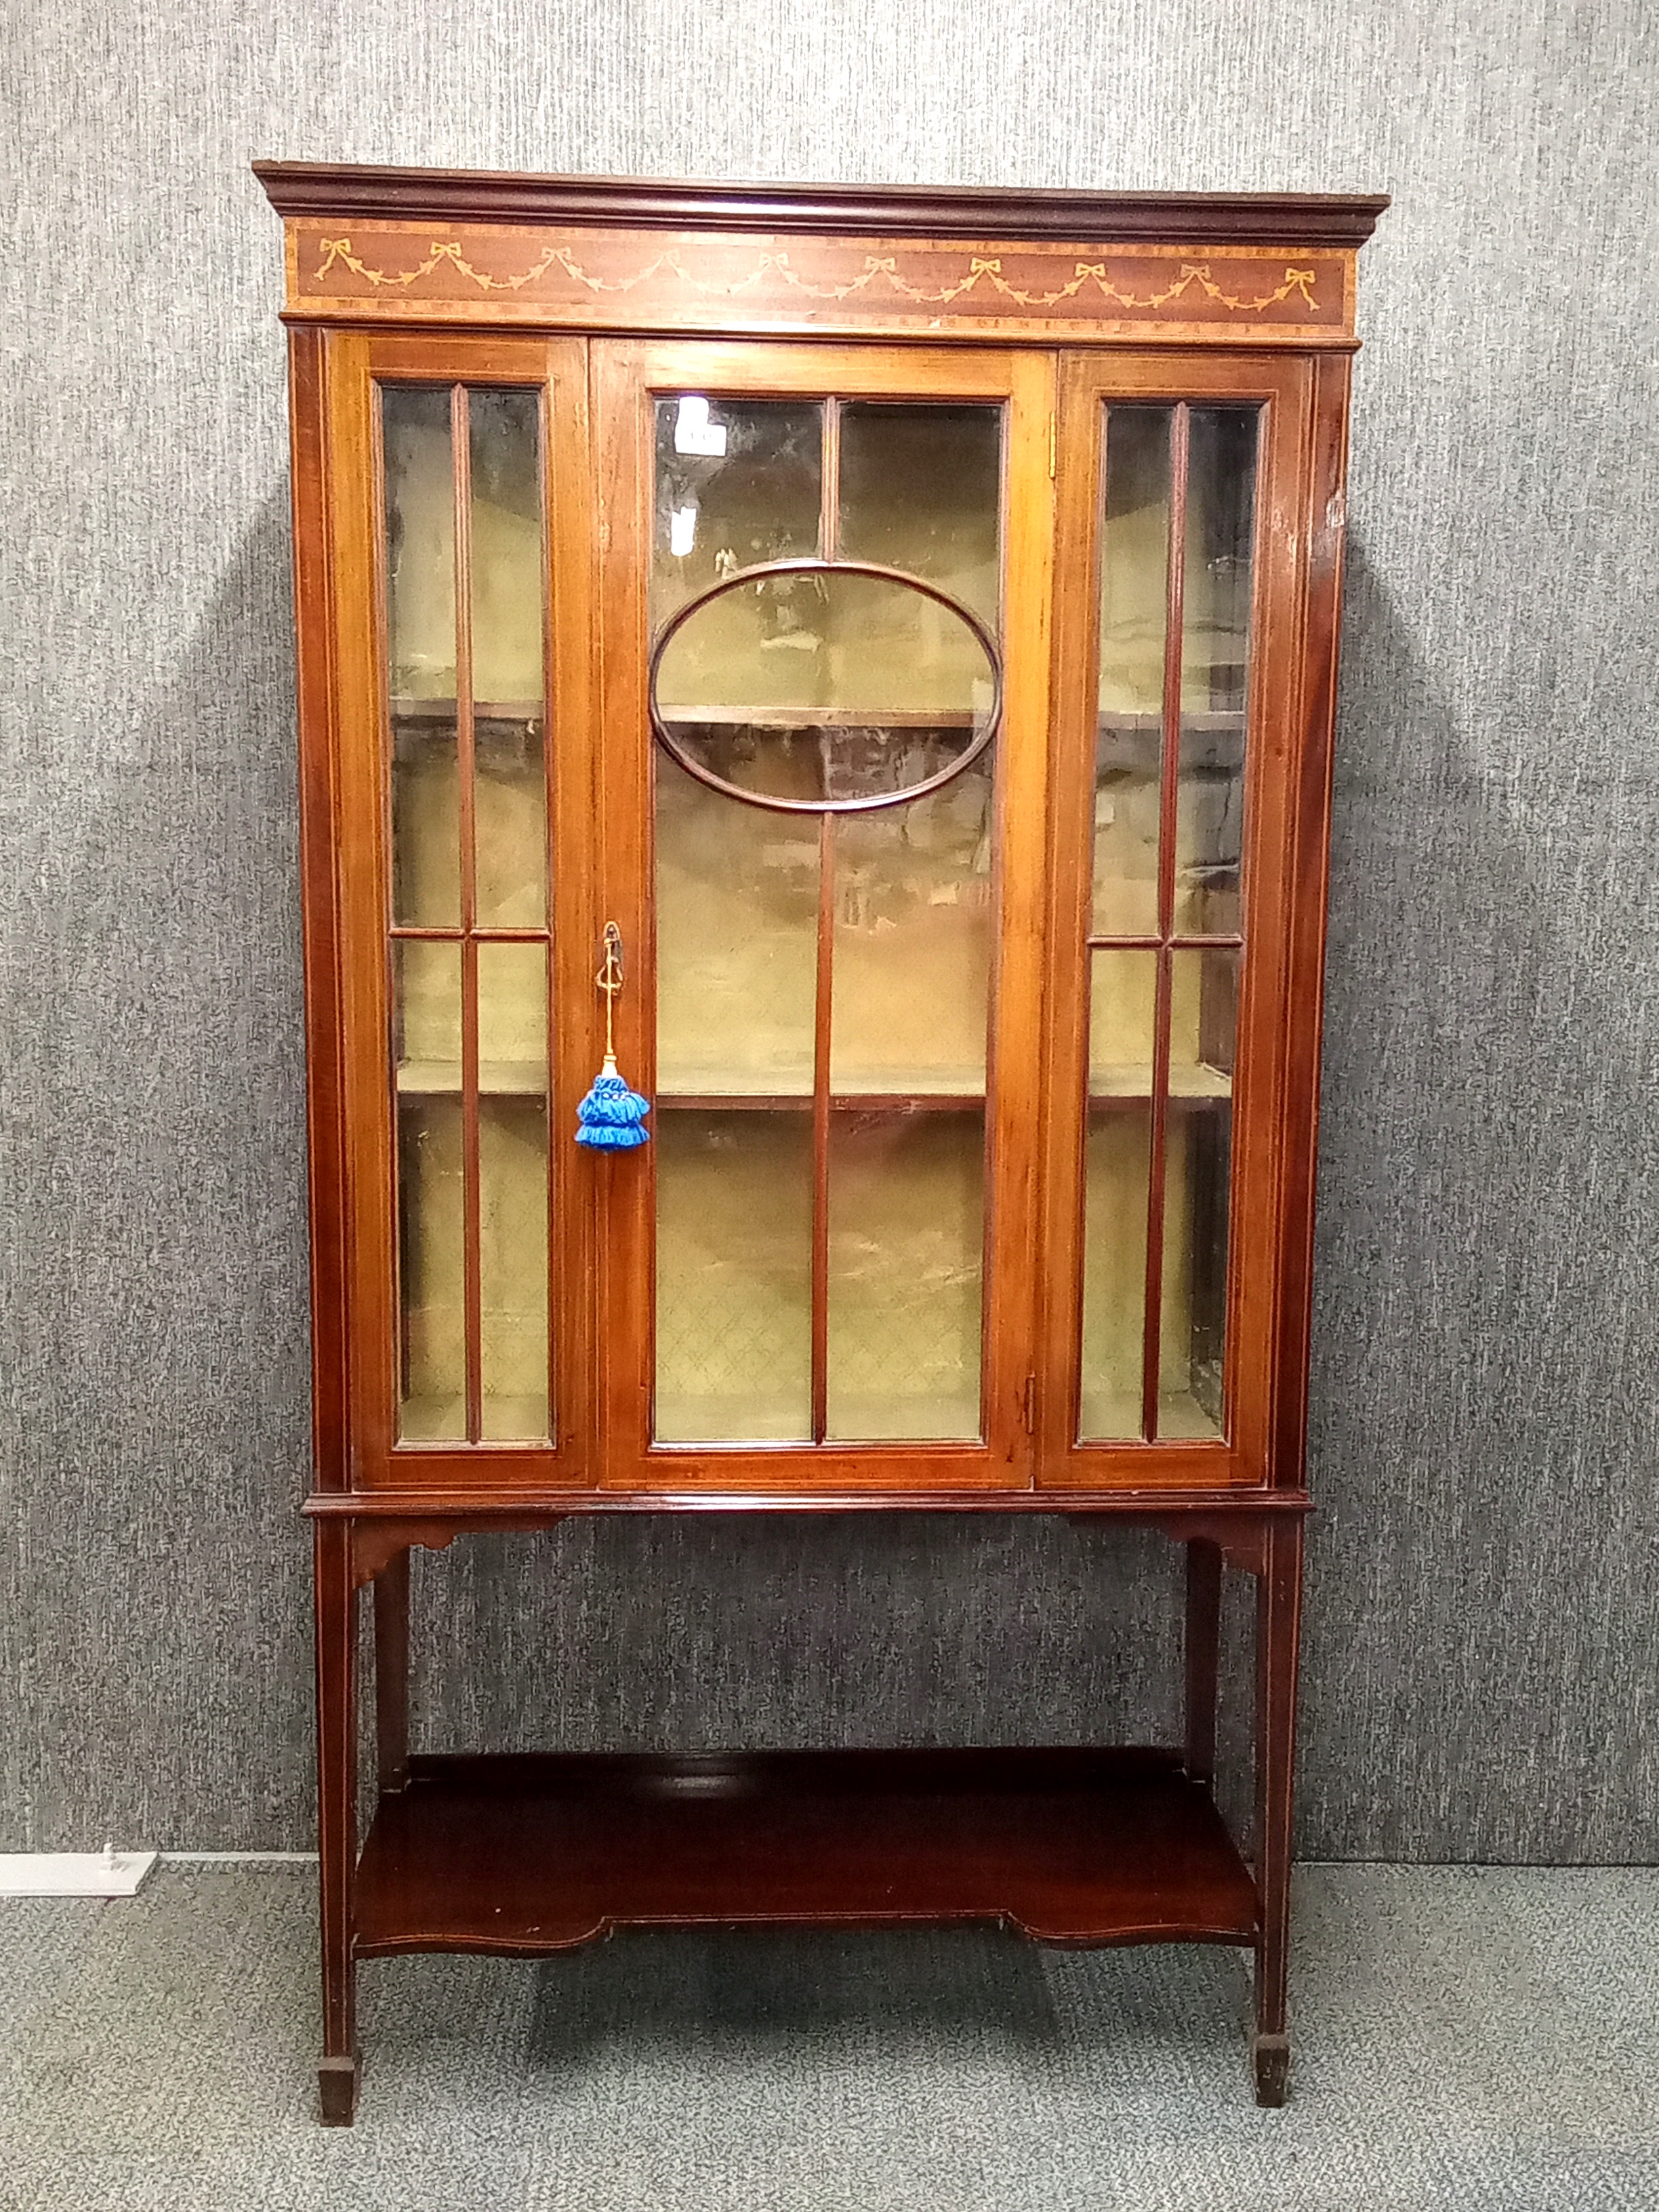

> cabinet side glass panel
[382,380,554,1447]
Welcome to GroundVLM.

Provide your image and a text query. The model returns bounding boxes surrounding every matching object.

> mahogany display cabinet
[256,161,1385,2122]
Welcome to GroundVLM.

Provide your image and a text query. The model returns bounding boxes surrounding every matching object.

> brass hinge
[1022,1374,1038,1435]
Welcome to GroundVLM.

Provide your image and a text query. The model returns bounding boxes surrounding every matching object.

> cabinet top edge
[252,161,1389,247]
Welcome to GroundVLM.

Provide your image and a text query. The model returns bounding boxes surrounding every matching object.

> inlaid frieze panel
[284,219,1355,342]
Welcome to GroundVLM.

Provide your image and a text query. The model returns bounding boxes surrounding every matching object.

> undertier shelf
[353,1748,1258,1956]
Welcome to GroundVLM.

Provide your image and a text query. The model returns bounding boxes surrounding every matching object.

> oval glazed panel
[651,561,1001,812]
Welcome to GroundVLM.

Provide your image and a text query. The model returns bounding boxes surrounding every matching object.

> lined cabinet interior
[649,390,1003,1447]
[1080,402,1257,1446]
[341,337,1299,1488]
[382,381,554,1447]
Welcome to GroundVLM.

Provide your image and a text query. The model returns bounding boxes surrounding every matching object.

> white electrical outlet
[0,1847,159,1898]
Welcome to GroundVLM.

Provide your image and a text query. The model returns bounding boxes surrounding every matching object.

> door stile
[590,338,657,1490]
[986,349,1060,1478]
[591,340,1054,1493]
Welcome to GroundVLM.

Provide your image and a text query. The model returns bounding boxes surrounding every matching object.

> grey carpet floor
[1,1864,1656,2211]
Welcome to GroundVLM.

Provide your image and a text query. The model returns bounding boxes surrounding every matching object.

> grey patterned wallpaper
[2,1,1655,1859]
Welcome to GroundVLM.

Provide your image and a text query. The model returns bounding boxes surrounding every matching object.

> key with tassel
[575,922,651,1149]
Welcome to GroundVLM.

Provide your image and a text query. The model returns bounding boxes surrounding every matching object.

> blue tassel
[575,1054,651,1149]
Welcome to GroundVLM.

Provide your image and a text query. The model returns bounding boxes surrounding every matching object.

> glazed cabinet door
[321,333,598,1486]
[1038,351,1319,1490]
[592,342,1057,1491]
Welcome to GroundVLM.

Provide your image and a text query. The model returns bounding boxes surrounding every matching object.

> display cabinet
[257,162,1385,2122]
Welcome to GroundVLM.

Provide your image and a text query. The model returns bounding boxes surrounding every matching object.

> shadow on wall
[12,487,1656,1863]
[411,1514,1186,1769]
[1288,530,1659,1862]
[3,482,316,1852]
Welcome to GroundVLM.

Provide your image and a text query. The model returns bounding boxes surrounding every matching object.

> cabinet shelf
[396,1060,547,1097]
[661,705,980,729]
[353,1749,1258,1957]
[392,697,544,724]
[1091,1062,1233,1103]
[389,1065,1230,1105]
[1097,709,1244,733]
[657,1066,987,1111]
[657,1092,983,1113]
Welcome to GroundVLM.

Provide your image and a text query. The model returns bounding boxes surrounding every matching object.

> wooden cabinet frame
[262,164,1384,2123]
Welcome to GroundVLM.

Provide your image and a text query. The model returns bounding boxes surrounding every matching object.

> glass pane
[474,716,547,929]
[651,398,821,626]
[384,386,457,699]
[1088,945,1156,1097]
[1176,409,1258,935]
[830,764,991,1094]
[655,1109,813,1441]
[394,942,464,1437]
[1168,943,1237,1101]
[384,386,458,925]
[838,403,1002,628]
[826,1109,983,1441]
[396,1097,464,1442]
[469,390,548,930]
[477,940,548,1095]
[468,390,544,704]
[655,569,996,806]
[1079,951,1155,1441]
[479,1096,549,1441]
[1094,407,1170,936]
[391,709,460,928]
[656,753,819,1097]
[393,939,461,1092]
[1160,949,1238,1438]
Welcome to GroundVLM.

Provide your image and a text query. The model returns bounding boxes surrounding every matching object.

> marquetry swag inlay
[285,219,1354,338]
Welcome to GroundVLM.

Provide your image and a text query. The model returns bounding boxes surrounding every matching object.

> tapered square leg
[1252,1517,1304,2106]
[314,1517,359,2125]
